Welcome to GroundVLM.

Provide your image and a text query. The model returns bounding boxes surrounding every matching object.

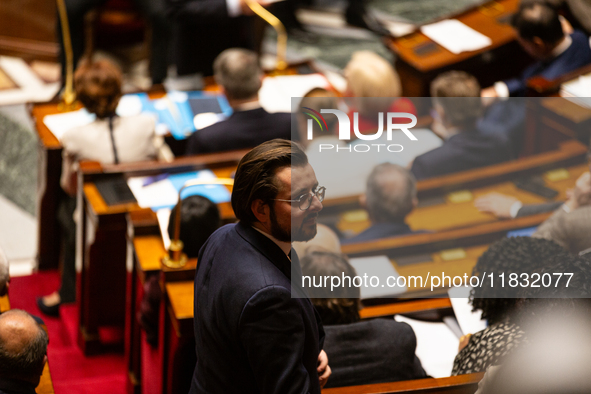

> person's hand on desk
[318,349,331,389]
[564,172,591,212]
[474,192,521,219]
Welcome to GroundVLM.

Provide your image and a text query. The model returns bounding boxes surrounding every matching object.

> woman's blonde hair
[345,51,401,115]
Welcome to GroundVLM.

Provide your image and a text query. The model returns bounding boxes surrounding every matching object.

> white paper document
[42,109,96,142]
[259,74,330,113]
[420,19,492,54]
[156,208,172,250]
[127,177,179,209]
[395,315,459,378]
[448,286,487,335]
[348,255,407,299]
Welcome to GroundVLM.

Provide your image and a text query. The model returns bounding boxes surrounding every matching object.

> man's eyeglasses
[275,186,326,211]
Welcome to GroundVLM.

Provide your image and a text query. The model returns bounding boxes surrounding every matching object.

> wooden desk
[77,153,242,356]
[524,98,591,156]
[322,372,483,394]
[333,163,587,239]
[387,0,531,97]
[37,363,55,394]
[320,140,587,224]
[0,295,9,313]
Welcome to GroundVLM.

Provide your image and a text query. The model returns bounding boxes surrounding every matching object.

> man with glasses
[189,139,331,394]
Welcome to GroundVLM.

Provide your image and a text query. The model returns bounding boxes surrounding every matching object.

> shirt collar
[252,226,292,257]
[551,34,572,57]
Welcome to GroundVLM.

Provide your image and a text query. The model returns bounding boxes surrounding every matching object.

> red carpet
[8,270,126,394]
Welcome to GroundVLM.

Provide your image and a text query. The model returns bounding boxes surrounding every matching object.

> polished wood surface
[0,295,9,313]
[36,362,55,394]
[386,0,531,96]
[359,298,452,319]
[321,140,588,216]
[336,162,587,237]
[0,0,58,61]
[389,0,519,72]
[322,373,484,394]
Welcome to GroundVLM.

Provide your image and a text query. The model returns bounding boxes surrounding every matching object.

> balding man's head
[0,310,48,386]
[213,48,262,101]
[364,163,417,223]
[0,247,8,296]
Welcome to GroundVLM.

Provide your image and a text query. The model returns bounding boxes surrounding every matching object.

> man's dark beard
[269,205,317,243]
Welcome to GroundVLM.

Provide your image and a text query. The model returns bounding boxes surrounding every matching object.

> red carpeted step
[8,271,126,394]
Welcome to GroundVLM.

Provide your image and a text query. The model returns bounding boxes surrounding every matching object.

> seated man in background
[411,71,511,180]
[186,49,292,155]
[0,310,49,394]
[301,249,426,388]
[482,2,591,97]
[343,163,423,244]
[475,162,591,254]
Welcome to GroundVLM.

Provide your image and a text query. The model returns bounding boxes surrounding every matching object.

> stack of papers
[395,315,460,378]
[126,169,231,212]
[348,255,407,299]
[259,74,330,113]
[560,74,591,108]
[420,19,492,54]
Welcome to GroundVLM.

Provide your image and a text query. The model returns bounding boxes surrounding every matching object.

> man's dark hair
[512,2,564,44]
[231,139,308,226]
[0,310,48,384]
[168,195,221,258]
[431,71,482,128]
[366,163,416,223]
[300,248,361,325]
[470,237,569,325]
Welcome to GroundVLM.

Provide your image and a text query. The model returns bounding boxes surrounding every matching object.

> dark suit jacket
[504,30,591,97]
[342,222,419,244]
[410,131,512,180]
[323,319,426,388]
[516,201,563,217]
[0,378,36,394]
[186,108,292,155]
[189,222,325,394]
[166,0,255,76]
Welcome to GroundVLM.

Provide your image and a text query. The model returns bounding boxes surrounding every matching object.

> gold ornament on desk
[162,178,234,269]
[56,0,77,109]
[245,0,288,73]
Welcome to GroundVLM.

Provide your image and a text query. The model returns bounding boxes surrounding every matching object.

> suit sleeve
[533,206,591,254]
[239,286,314,394]
[410,155,429,180]
[516,201,564,217]
[185,131,206,155]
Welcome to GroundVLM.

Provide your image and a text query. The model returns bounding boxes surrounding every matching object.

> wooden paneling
[0,0,58,61]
